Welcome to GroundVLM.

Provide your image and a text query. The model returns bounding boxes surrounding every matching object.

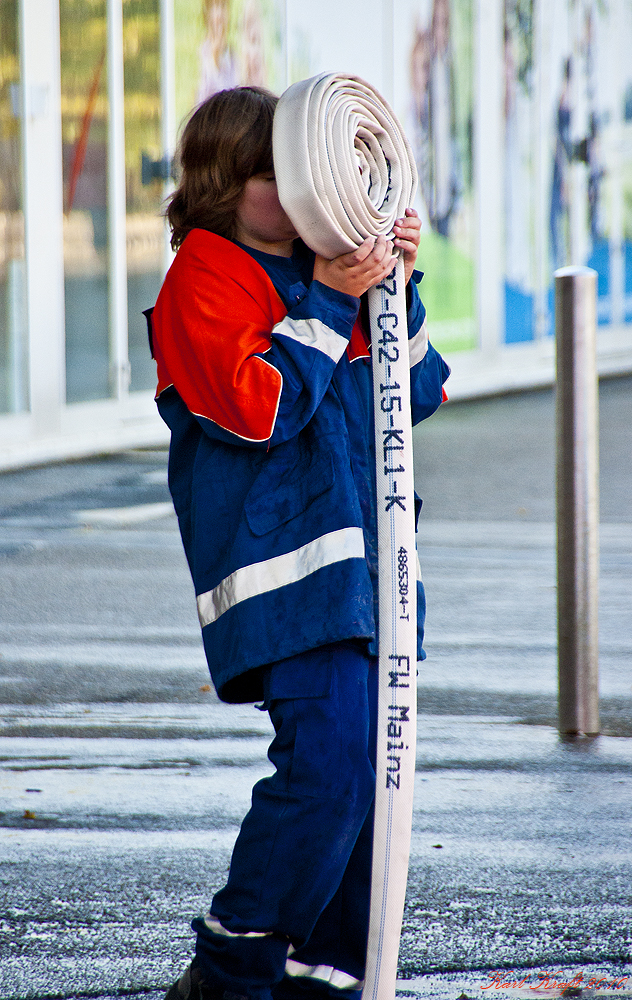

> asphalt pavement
[1,377,631,1000]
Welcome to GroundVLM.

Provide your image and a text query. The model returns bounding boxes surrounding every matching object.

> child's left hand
[393,208,421,285]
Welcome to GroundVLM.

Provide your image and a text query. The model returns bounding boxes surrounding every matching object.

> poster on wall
[174,0,284,134]
[400,0,476,354]
[622,1,632,324]
[504,0,621,344]
[503,0,536,342]
[171,0,632,353]
[543,0,610,332]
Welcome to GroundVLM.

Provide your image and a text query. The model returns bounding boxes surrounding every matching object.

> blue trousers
[193,641,377,1000]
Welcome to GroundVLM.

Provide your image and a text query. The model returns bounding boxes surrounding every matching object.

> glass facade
[124,0,164,392]
[59,0,165,401]
[0,0,28,414]
[2,0,632,468]
[60,0,111,403]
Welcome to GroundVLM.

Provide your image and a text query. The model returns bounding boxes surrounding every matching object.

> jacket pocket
[244,440,335,537]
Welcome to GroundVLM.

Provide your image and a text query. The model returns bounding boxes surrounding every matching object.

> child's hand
[313,235,396,298]
[393,208,421,285]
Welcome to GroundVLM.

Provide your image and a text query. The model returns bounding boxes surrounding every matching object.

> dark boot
[165,962,250,1000]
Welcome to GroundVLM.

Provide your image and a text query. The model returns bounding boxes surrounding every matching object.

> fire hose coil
[274,73,419,1000]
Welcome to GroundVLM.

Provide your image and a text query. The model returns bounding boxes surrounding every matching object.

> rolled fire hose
[273,73,418,1000]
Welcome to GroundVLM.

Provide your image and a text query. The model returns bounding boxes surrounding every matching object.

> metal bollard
[555,266,600,736]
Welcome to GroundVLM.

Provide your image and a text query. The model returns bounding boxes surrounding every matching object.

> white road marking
[75,502,174,525]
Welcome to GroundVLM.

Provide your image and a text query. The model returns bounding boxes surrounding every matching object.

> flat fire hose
[273,73,418,1000]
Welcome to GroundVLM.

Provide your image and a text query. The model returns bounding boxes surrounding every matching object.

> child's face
[234,172,298,255]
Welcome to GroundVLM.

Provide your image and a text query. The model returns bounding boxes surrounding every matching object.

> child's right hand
[313,235,396,298]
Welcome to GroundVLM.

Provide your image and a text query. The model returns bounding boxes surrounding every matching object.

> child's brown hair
[167,86,277,250]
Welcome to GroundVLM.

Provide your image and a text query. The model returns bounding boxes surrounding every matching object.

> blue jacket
[151,229,449,702]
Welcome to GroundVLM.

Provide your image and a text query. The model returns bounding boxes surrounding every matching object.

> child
[150,85,450,1000]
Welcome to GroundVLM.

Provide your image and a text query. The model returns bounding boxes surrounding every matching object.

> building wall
[1,0,631,468]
